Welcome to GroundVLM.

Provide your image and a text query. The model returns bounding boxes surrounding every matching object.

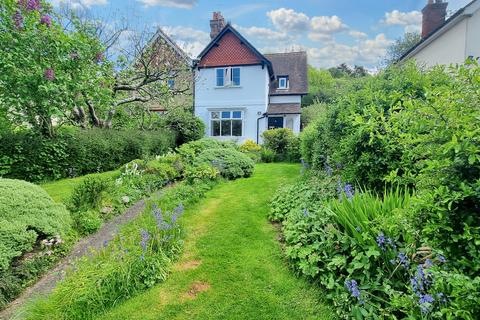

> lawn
[98,163,334,320]
[40,170,120,203]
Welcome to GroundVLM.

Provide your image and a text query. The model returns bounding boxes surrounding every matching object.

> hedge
[0,128,176,182]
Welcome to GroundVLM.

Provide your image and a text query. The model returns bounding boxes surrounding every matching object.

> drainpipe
[256,113,267,144]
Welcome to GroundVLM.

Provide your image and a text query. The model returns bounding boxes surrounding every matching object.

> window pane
[216,69,224,86]
[221,120,231,136]
[167,79,175,89]
[212,121,220,136]
[232,68,240,86]
[221,111,231,119]
[232,111,241,119]
[211,112,220,119]
[232,120,242,136]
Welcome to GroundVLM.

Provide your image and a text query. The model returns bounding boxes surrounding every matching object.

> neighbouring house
[399,0,480,66]
[145,28,193,114]
[193,12,307,144]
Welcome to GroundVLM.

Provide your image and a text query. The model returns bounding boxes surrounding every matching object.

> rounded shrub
[194,148,255,180]
[0,179,71,271]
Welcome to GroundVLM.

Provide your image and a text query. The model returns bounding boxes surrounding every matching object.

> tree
[385,32,421,65]
[0,0,113,137]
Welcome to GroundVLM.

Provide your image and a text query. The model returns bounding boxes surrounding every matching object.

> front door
[268,117,284,130]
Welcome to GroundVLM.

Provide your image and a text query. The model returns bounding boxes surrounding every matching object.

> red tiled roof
[198,30,262,68]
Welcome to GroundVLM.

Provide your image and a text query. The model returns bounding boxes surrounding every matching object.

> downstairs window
[210,111,242,137]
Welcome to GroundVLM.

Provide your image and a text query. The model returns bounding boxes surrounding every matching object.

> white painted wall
[410,5,480,67]
[269,95,302,104]
[466,9,480,59]
[195,64,270,143]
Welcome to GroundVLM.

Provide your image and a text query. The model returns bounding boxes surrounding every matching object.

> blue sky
[48,0,471,68]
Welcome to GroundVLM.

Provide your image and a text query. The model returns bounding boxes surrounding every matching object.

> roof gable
[150,28,192,66]
[196,24,273,74]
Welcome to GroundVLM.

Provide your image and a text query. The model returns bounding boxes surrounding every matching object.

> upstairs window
[216,67,241,87]
[278,76,289,89]
[210,111,242,137]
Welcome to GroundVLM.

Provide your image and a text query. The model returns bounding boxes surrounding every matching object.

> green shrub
[194,148,255,180]
[163,109,205,146]
[0,179,71,271]
[239,139,261,153]
[176,138,236,164]
[0,128,176,182]
[68,177,111,213]
[260,148,276,163]
[72,210,102,236]
[183,164,220,184]
[262,128,300,162]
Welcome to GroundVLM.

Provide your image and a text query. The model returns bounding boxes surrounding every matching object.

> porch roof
[267,103,301,115]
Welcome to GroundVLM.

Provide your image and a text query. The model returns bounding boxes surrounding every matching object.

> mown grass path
[100,163,334,320]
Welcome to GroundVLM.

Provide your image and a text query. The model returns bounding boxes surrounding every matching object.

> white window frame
[278,76,289,89]
[210,110,243,137]
[216,67,241,87]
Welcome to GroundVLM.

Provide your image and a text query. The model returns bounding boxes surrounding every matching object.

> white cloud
[383,10,421,32]
[349,30,368,39]
[310,15,347,34]
[49,0,107,9]
[162,26,209,57]
[307,33,393,68]
[137,0,196,9]
[235,25,293,43]
[267,8,310,32]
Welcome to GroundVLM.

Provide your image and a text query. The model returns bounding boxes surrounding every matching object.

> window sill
[214,86,242,89]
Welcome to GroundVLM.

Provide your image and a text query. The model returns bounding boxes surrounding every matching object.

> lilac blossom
[44,68,55,81]
[26,0,41,11]
[13,10,23,29]
[40,15,52,27]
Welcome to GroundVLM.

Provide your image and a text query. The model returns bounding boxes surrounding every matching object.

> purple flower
[343,184,354,200]
[424,258,433,269]
[397,252,410,268]
[40,15,52,27]
[376,232,386,250]
[139,229,150,252]
[44,68,55,81]
[26,0,40,11]
[419,294,434,314]
[103,240,108,248]
[174,203,184,215]
[355,226,361,232]
[386,237,397,250]
[345,279,361,299]
[437,254,446,263]
[152,205,164,230]
[12,10,23,29]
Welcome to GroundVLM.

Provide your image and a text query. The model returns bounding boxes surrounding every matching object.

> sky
[48,0,472,69]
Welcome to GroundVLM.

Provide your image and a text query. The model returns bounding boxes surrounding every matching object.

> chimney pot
[422,0,448,38]
[210,11,226,40]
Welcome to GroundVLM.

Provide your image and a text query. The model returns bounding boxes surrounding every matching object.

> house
[193,12,307,144]
[399,0,480,66]
[145,28,194,113]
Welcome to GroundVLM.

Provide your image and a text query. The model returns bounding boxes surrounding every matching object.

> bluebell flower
[376,232,386,251]
[419,294,434,314]
[355,226,361,232]
[345,279,361,299]
[324,163,333,176]
[437,292,447,304]
[386,237,397,250]
[437,254,446,263]
[152,205,164,230]
[174,203,184,215]
[103,240,108,248]
[140,229,150,252]
[343,184,354,200]
[398,252,410,269]
[424,258,433,269]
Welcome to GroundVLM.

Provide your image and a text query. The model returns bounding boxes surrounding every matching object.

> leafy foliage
[0,128,176,182]
[162,109,205,146]
[195,148,255,180]
[261,128,301,162]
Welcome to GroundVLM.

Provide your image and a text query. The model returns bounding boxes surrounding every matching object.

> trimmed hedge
[0,179,71,271]
[0,128,176,182]
[194,148,255,179]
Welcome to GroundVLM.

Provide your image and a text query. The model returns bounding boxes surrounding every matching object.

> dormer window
[216,67,241,87]
[278,76,289,89]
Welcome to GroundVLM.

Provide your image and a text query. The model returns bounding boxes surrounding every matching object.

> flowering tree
[0,0,113,137]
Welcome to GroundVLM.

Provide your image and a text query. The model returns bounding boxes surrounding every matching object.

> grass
[97,163,334,320]
[40,170,120,203]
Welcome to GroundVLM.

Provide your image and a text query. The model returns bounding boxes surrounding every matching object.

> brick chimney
[422,0,448,38]
[210,12,226,39]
